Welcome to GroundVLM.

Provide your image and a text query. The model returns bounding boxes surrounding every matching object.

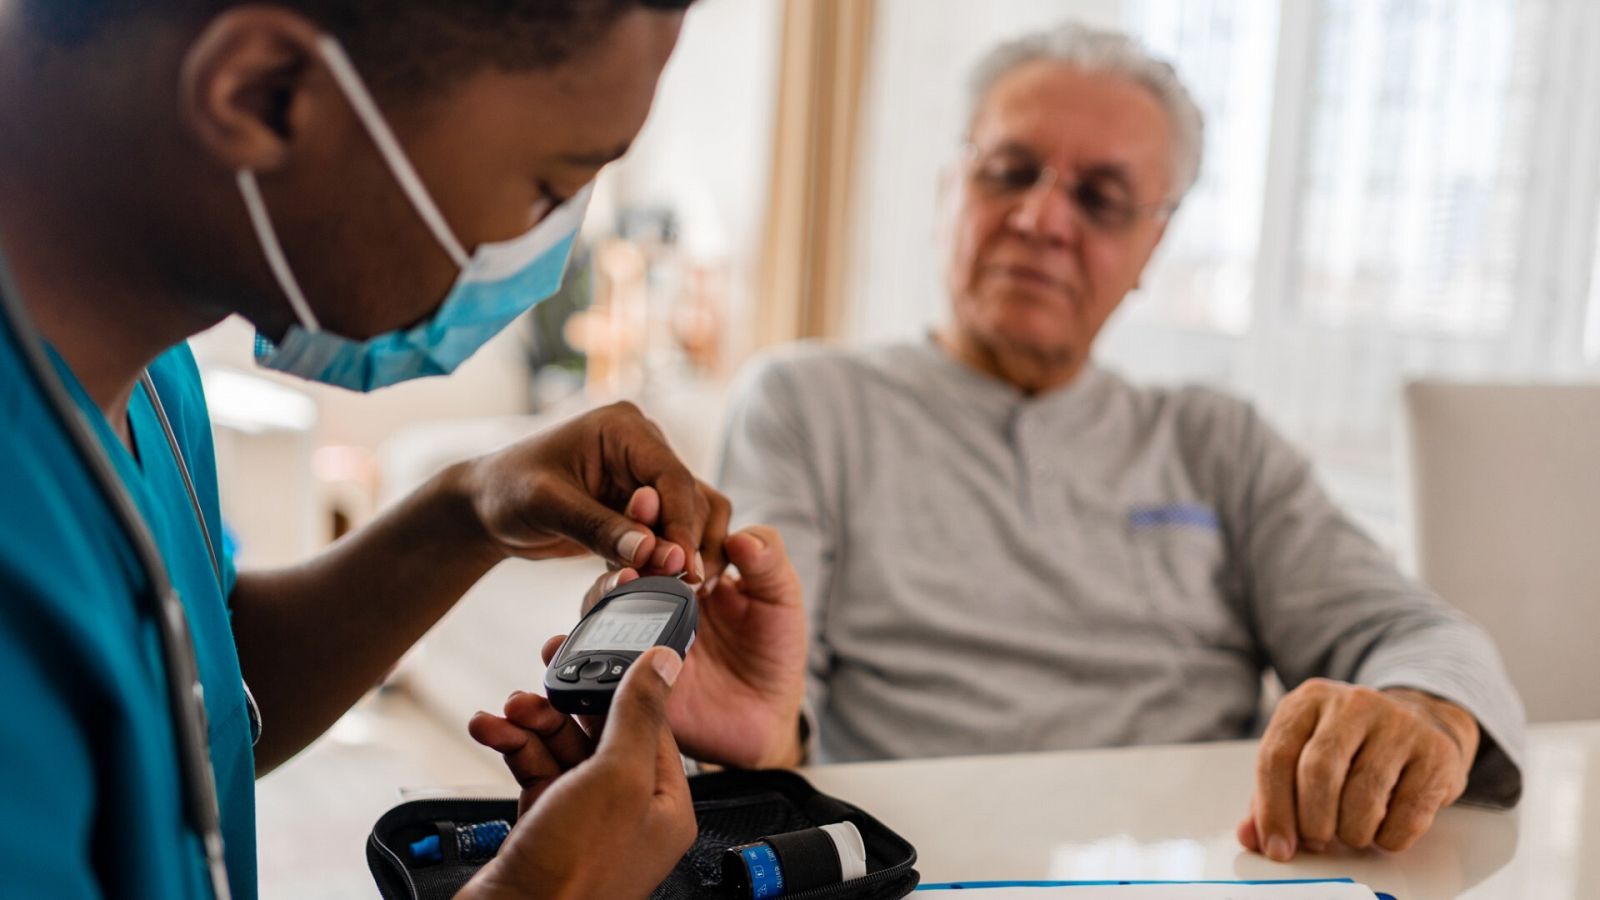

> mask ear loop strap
[237,170,321,333]
[315,35,471,269]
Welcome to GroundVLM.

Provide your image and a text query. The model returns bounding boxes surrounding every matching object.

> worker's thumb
[593,647,682,763]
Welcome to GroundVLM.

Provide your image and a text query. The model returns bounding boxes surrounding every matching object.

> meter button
[555,660,584,683]
[598,659,629,683]
[578,658,610,680]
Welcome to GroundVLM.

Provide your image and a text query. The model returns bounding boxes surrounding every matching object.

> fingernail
[704,575,721,596]
[1266,835,1293,861]
[649,542,671,571]
[603,570,623,593]
[652,648,683,686]
[692,552,705,583]
[617,530,646,565]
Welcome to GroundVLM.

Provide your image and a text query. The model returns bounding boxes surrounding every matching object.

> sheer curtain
[1236,0,1600,539]
[756,0,876,347]
[848,0,1600,546]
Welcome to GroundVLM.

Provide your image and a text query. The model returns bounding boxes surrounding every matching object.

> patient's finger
[1236,815,1261,853]
[1337,741,1407,849]
[1294,709,1369,847]
[721,527,797,603]
[1254,697,1320,861]
[1374,762,1452,852]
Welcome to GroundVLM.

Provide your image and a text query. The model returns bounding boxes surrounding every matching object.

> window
[1292,0,1530,337]
[1123,0,1278,335]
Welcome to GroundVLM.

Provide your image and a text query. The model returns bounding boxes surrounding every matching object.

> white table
[804,721,1600,899]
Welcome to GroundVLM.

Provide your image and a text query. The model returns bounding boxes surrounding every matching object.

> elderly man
[717,22,1524,862]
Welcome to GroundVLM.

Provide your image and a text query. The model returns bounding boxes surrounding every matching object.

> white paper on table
[918,885,1379,899]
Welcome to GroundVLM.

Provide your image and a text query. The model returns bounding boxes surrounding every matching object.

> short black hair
[23,0,696,93]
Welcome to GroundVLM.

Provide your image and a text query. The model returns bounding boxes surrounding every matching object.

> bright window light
[202,368,317,434]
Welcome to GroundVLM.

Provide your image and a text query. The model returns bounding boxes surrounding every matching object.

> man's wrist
[757,710,809,769]
[1383,687,1481,761]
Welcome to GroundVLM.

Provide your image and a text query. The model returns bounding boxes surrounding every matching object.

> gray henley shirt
[716,339,1524,806]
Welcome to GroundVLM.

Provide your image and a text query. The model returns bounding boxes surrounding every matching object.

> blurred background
[217,1,1600,894]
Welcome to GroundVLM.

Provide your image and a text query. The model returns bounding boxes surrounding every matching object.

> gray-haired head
[966,22,1205,202]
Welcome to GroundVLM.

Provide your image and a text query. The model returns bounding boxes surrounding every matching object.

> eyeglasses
[965,144,1176,233]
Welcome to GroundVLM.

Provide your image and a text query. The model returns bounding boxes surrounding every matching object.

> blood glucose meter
[544,574,698,714]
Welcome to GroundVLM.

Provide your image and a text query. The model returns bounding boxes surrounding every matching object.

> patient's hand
[1238,679,1480,860]
[662,524,808,768]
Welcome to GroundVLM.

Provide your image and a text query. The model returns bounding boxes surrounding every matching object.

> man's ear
[176,7,330,174]
[1134,214,1173,291]
[1150,213,1171,248]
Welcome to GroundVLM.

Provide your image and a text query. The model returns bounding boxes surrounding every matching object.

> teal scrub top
[1,314,258,898]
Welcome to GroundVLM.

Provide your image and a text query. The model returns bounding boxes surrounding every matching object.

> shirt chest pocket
[1125,505,1243,645]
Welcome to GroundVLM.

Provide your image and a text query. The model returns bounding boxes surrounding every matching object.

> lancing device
[544,575,698,715]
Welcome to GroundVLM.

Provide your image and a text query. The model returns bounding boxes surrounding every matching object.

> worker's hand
[461,401,731,583]
[1238,679,1480,860]
[458,647,695,900]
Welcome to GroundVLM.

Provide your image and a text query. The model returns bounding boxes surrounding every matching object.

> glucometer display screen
[566,595,677,654]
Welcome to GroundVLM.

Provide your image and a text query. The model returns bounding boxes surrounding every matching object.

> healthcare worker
[0,2,809,898]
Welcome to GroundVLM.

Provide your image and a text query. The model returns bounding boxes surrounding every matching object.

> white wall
[597,0,782,363]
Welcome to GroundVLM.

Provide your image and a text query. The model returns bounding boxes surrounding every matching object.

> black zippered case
[367,769,921,899]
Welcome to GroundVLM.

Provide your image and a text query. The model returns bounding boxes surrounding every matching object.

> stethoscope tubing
[0,243,233,900]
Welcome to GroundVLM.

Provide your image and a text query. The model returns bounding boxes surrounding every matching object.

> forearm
[454,871,575,900]
[234,461,505,772]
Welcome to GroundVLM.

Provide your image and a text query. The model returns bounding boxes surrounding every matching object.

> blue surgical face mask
[239,35,595,392]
